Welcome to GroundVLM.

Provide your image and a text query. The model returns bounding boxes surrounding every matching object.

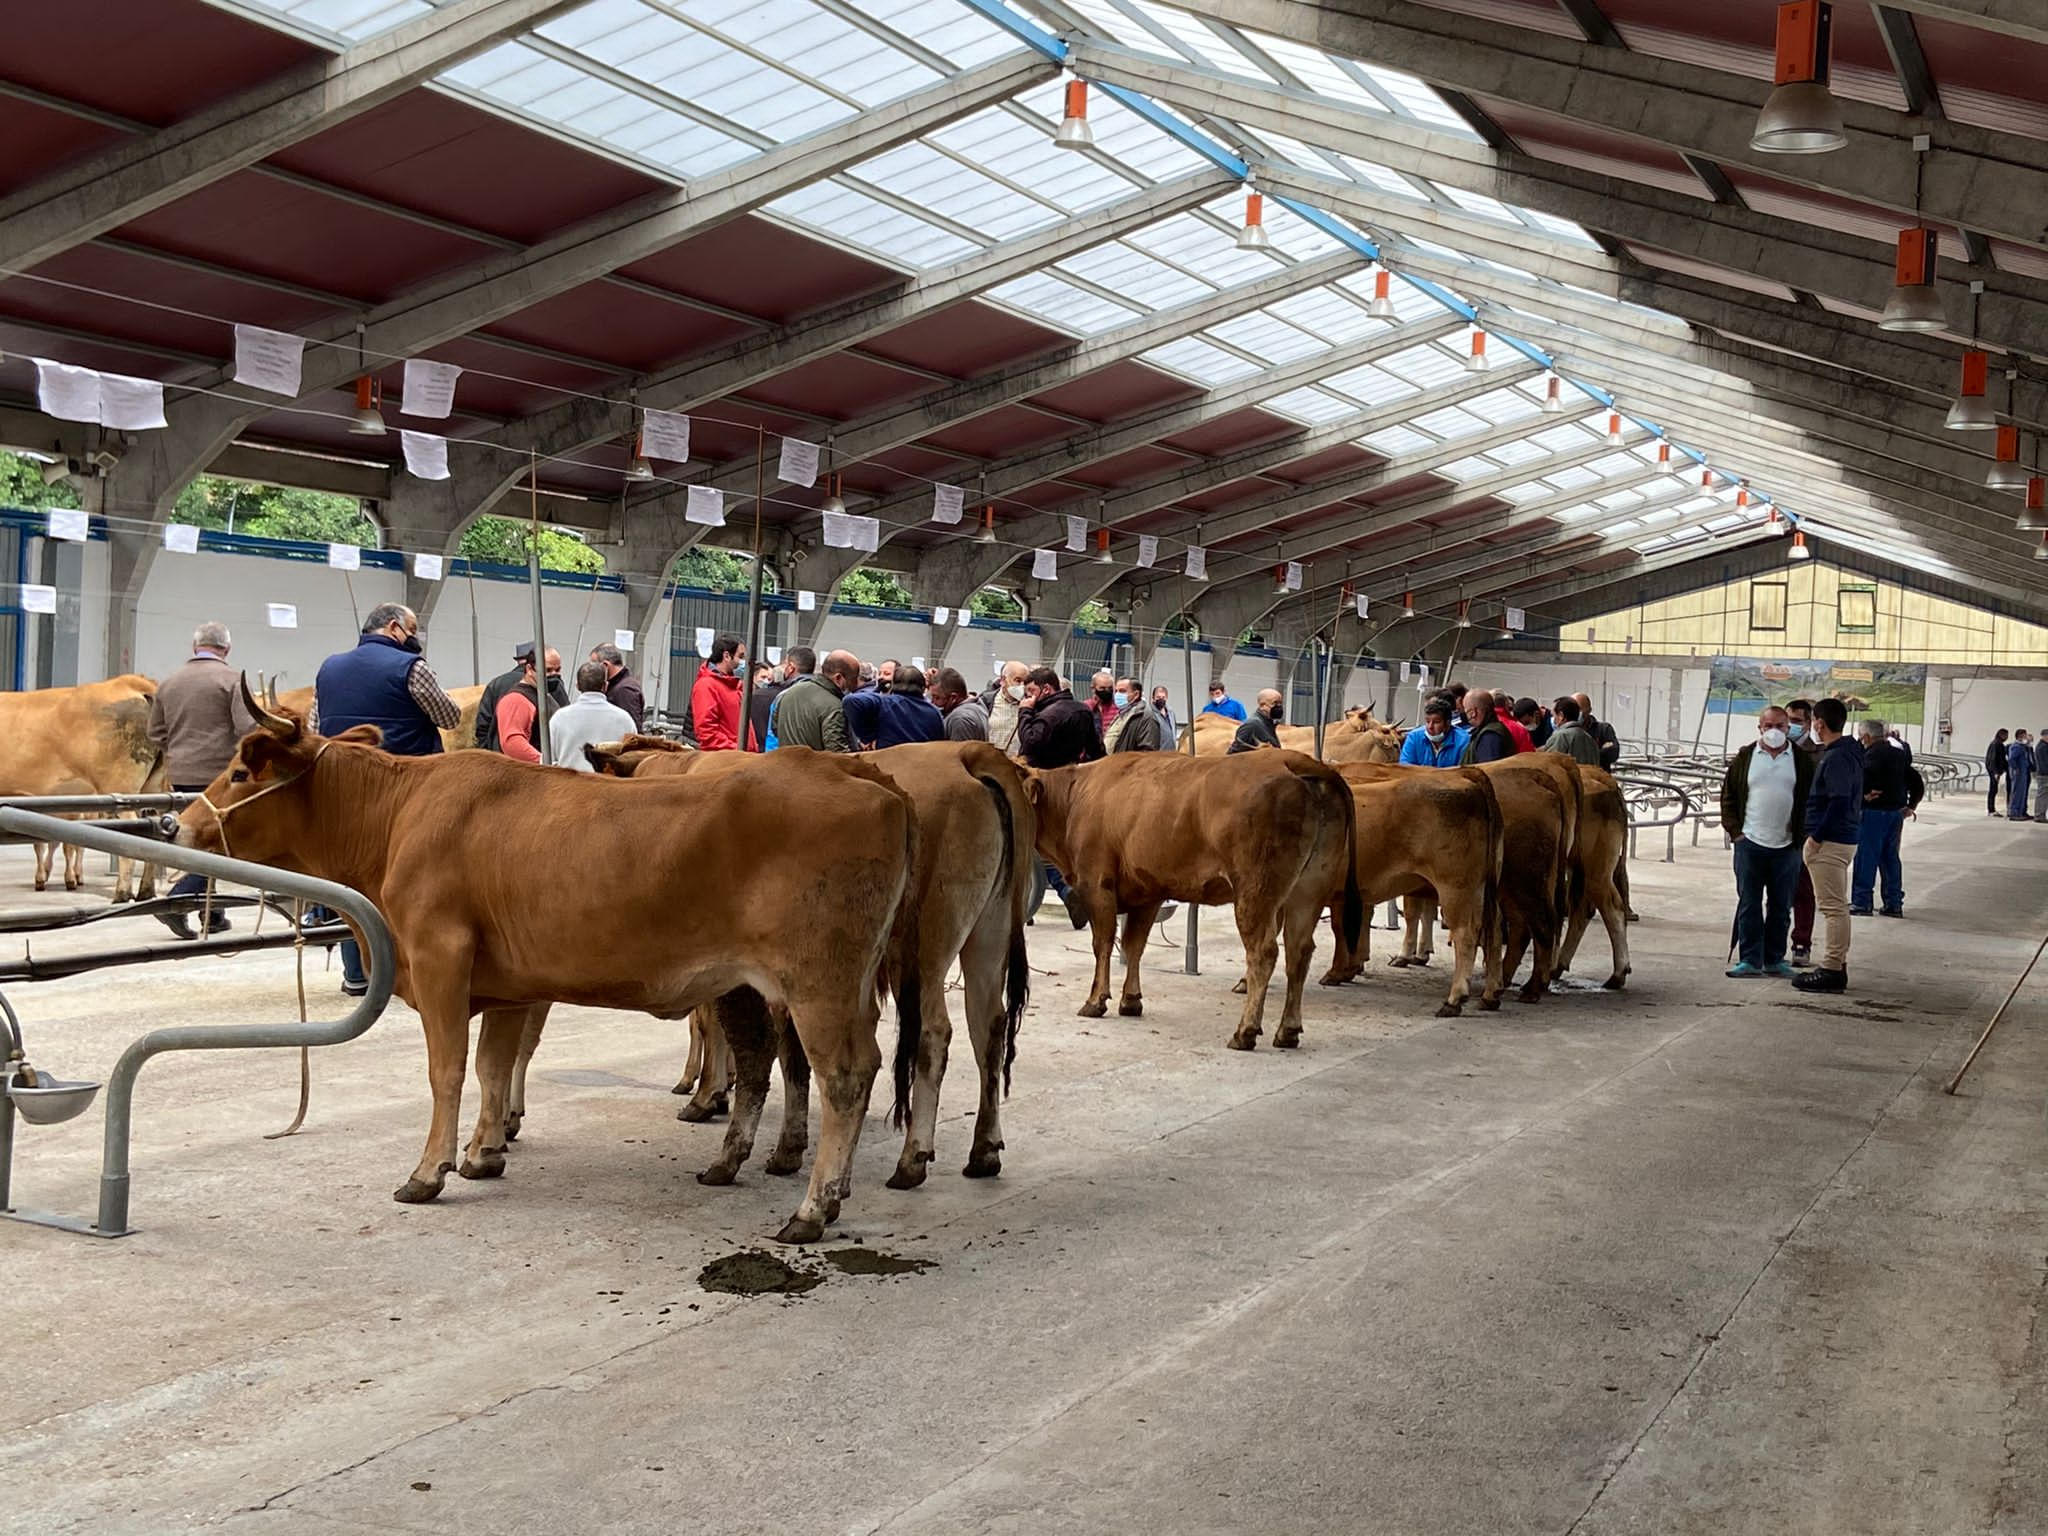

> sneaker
[1725,961,1765,978]
[155,911,197,941]
[1790,945,1812,967]
[1791,967,1848,994]
[1879,907,1904,919]
[1848,906,1874,917]
[1763,961,1798,978]
[341,978,369,998]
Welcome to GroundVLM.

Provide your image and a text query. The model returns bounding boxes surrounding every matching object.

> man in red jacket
[691,632,755,751]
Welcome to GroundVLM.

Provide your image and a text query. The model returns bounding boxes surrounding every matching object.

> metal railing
[0,804,394,1238]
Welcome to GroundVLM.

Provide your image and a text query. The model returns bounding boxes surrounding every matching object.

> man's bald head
[821,650,861,689]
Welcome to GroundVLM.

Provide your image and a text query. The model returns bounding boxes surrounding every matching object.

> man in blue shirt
[1201,681,1247,722]
[1398,697,1467,767]
[1793,696,1863,994]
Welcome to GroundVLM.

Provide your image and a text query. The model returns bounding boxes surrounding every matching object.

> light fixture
[1752,1,1846,154]
[2017,476,2048,532]
[349,376,385,436]
[1606,411,1624,446]
[624,431,653,482]
[1989,424,2031,493]
[1236,186,1271,251]
[975,505,997,544]
[1542,373,1563,414]
[1947,349,1998,430]
[1094,527,1113,565]
[1788,529,1812,560]
[1880,226,1947,332]
[1054,77,1092,150]
[1368,268,1397,321]
[1465,329,1490,373]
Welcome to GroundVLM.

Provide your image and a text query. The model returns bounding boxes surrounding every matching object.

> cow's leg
[1271,891,1322,1049]
[1116,903,1161,1016]
[776,994,883,1244]
[460,1006,528,1180]
[677,1009,732,1122]
[888,960,952,1191]
[1076,888,1118,1019]
[763,1011,810,1177]
[956,918,1010,1179]
[1228,907,1281,1052]
[699,991,777,1186]
[394,971,474,1203]
[504,1004,550,1142]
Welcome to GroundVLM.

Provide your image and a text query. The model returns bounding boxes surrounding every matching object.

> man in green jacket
[771,650,857,752]
[1718,704,1814,978]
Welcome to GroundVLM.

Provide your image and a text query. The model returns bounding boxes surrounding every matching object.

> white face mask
[1006,683,1026,702]
[1760,727,1788,750]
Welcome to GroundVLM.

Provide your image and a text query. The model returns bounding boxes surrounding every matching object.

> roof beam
[0,0,585,272]
[1174,0,2048,251]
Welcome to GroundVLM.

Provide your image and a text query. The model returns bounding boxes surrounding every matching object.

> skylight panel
[1144,338,1263,386]
[770,182,977,266]
[988,273,1139,334]
[1263,387,1364,424]
[1240,31,1390,111]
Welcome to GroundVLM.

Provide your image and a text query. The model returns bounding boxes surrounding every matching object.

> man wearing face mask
[1399,697,1467,766]
[690,633,755,751]
[1228,689,1287,753]
[311,602,461,995]
[1719,704,1811,978]
[490,645,563,764]
[987,660,1031,755]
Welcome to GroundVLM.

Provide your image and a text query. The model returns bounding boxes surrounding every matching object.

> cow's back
[0,675,161,795]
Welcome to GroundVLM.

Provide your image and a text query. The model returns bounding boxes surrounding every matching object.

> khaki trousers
[1803,839,1855,971]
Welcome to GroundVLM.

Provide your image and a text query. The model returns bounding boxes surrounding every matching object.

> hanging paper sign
[1137,535,1157,569]
[233,324,305,397]
[46,508,89,543]
[641,409,691,462]
[1281,560,1303,592]
[99,373,167,431]
[613,628,635,653]
[777,438,819,487]
[1184,545,1207,580]
[413,552,444,581]
[767,646,783,665]
[327,542,361,571]
[20,584,56,615]
[400,359,462,419]
[797,589,817,612]
[1505,607,1526,631]
[1032,548,1058,581]
[685,485,726,527]
[694,627,715,656]
[163,523,201,555]
[932,605,950,626]
[957,608,971,627]
[1355,590,1369,619]
[35,359,102,423]
[267,603,299,629]
[401,431,449,480]
[931,484,964,525]
[1064,515,1087,553]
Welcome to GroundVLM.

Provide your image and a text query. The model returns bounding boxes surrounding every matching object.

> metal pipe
[0,808,393,1237]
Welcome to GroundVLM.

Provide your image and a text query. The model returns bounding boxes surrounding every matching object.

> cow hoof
[776,1215,825,1245]
[1518,982,1544,1004]
[1230,977,1248,995]
[963,1151,1002,1179]
[1078,999,1107,1019]
[1476,995,1502,1013]
[503,1111,522,1143]
[1226,1031,1258,1052]
[1435,1001,1463,1018]
[392,1177,444,1204]
[763,1147,805,1177]
[458,1151,505,1181]
[885,1162,928,1191]
[1604,974,1627,991]
[1273,1028,1301,1050]
[1117,998,1142,1017]
[676,1100,720,1124]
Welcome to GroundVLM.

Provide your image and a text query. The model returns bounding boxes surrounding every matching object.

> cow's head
[176,675,377,869]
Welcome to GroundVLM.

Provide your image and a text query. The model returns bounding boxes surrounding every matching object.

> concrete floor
[1,791,2044,1535]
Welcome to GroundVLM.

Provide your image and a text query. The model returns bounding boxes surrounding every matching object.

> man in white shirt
[549,660,638,771]
[1717,705,1814,978]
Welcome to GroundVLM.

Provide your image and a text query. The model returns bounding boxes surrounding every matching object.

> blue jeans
[1732,837,1800,967]
[1850,808,1904,911]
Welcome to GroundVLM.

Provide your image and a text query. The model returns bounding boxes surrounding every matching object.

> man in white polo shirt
[1718,703,1813,978]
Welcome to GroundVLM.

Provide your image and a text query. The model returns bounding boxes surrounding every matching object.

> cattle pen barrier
[0,802,394,1238]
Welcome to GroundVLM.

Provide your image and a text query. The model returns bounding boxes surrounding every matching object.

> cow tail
[974,772,1031,1096]
[888,787,924,1132]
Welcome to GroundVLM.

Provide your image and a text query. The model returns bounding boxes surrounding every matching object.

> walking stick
[1944,930,2048,1095]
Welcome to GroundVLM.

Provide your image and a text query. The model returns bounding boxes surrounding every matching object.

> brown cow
[0,675,165,899]
[589,736,1034,1188]
[177,693,924,1244]
[1557,765,1632,988]
[1024,751,1361,1051]
[1323,763,1504,1016]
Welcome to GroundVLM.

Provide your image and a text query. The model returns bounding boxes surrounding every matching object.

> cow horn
[241,671,297,735]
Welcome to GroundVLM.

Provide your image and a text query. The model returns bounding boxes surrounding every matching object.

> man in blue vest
[309,601,463,995]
